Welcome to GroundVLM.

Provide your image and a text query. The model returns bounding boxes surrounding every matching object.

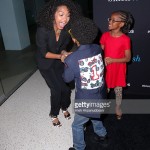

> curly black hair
[36,0,83,30]
[70,17,98,45]
[112,10,134,34]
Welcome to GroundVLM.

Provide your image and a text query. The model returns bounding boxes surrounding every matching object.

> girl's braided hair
[36,0,82,30]
[112,10,134,34]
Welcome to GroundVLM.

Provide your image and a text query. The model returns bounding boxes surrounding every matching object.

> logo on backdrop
[132,55,141,62]
[108,0,139,2]
[127,83,131,87]
[129,29,134,34]
[142,84,150,88]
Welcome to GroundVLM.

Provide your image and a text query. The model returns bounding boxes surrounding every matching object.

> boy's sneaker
[69,147,75,150]
[93,134,109,147]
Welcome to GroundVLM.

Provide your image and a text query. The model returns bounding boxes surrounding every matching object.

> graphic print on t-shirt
[78,54,104,89]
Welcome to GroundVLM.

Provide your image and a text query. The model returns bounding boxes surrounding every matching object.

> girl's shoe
[62,110,71,120]
[115,106,122,120]
[116,114,122,120]
[51,116,62,127]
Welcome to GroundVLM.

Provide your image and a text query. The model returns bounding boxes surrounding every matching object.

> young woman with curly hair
[35,0,82,127]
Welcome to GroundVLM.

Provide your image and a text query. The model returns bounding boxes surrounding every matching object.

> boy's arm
[62,63,75,83]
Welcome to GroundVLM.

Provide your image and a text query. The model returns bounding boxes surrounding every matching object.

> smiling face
[53,5,70,31]
[108,13,125,31]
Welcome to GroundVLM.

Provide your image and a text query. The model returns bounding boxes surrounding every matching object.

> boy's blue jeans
[72,114,107,150]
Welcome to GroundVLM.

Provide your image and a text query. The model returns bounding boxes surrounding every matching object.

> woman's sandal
[51,116,62,127]
[62,110,71,120]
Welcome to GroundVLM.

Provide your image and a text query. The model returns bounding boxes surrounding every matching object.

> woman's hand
[60,50,72,62]
[61,50,68,55]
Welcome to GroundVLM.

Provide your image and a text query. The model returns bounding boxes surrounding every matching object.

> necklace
[56,29,61,34]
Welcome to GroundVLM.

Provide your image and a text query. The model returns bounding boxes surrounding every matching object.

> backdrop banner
[93,0,150,96]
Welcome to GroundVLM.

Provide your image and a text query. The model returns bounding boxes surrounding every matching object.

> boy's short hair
[70,17,98,44]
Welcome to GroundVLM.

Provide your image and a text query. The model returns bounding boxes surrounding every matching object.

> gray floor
[0,70,75,150]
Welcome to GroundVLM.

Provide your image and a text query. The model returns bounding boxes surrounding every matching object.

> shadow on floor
[85,93,150,150]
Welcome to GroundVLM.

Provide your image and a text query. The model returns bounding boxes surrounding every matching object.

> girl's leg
[114,86,123,119]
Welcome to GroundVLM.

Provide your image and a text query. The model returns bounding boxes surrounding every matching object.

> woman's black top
[36,26,71,70]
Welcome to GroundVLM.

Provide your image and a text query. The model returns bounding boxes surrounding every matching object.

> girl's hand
[105,57,113,65]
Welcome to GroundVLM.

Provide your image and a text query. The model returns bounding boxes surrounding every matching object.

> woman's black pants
[39,61,71,117]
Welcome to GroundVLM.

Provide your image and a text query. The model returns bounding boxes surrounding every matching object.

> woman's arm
[36,27,62,59]
[45,52,62,59]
